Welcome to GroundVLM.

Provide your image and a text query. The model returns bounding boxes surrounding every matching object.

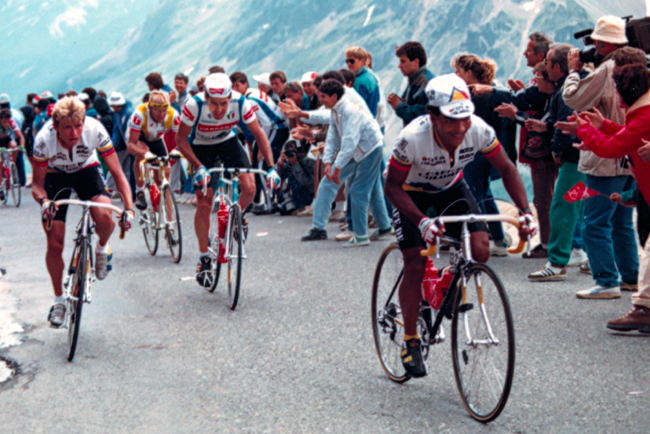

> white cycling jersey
[389,114,500,193]
[127,103,180,142]
[180,91,256,146]
[33,117,114,174]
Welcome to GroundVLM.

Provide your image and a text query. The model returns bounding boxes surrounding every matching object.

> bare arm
[384,164,424,225]
[487,147,529,211]
[31,164,49,205]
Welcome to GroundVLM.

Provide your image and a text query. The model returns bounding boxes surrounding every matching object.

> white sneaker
[576,285,621,300]
[296,205,313,217]
[528,261,567,281]
[490,241,509,257]
[567,248,588,267]
[329,210,346,223]
[335,230,354,242]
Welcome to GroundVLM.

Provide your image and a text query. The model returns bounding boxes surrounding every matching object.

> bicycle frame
[63,204,95,307]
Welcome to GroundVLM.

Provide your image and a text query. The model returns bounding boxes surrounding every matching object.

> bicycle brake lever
[119,212,126,240]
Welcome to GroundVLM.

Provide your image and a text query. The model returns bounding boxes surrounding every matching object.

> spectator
[253,72,273,98]
[284,81,309,110]
[300,72,320,109]
[345,46,380,117]
[208,65,225,74]
[82,87,99,118]
[388,41,435,126]
[562,15,638,299]
[276,141,315,213]
[19,93,36,181]
[270,71,287,104]
[106,92,136,198]
[173,73,190,111]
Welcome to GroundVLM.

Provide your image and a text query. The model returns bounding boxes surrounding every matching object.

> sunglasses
[345,58,356,65]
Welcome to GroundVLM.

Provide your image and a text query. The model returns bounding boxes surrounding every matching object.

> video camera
[574,15,650,65]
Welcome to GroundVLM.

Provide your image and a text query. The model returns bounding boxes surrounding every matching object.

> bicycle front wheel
[451,263,515,423]
[67,241,89,362]
[371,243,410,383]
[9,162,20,207]
[140,207,159,255]
[227,204,243,310]
[162,186,182,263]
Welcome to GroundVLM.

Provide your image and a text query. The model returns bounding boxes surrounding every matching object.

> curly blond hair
[52,97,86,127]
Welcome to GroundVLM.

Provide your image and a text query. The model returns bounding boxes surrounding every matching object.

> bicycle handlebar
[420,213,526,257]
[44,199,128,239]
[0,146,25,153]
[207,167,268,176]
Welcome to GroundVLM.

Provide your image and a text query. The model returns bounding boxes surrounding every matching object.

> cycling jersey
[128,103,180,142]
[389,114,500,193]
[244,89,287,136]
[180,91,256,146]
[0,119,19,139]
[33,117,115,173]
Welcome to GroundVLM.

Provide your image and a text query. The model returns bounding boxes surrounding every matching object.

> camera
[284,150,296,159]
[574,15,650,66]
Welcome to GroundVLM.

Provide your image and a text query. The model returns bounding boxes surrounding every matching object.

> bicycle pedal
[458,303,473,313]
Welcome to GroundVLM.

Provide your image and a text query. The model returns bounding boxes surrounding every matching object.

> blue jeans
[346,157,393,233]
[583,175,638,287]
[312,148,391,236]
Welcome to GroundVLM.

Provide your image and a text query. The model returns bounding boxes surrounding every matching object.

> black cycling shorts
[191,136,251,190]
[44,165,110,222]
[393,179,488,251]
[139,132,168,157]
[0,136,13,148]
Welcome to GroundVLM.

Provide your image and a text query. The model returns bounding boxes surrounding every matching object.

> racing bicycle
[0,146,23,207]
[45,198,128,361]
[371,213,526,422]
[137,151,183,263]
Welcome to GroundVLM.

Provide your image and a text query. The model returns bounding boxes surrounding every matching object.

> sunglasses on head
[345,58,356,65]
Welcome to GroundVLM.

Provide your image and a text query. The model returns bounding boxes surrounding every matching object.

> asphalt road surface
[1,195,649,433]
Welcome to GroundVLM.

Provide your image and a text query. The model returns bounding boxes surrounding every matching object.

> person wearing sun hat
[562,16,639,300]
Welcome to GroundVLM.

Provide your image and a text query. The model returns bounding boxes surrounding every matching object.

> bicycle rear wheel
[451,263,515,422]
[227,204,243,310]
[371,243,410,383]
[140,206,159,255]
[9,162,20,207]
[162,185,182,263]
[67,241,88,362]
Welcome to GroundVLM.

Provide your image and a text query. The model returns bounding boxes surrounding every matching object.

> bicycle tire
[371,242,411,383]
[162,185,182,263]
[67,241,88,362]
[227,204,243,310]
[9,162,20,207]
[140,206,159,255]
[207,201,222,293]
[1,167,8,204]
[451,262,515,423]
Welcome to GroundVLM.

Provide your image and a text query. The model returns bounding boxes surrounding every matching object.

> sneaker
[490,241,509,257]
[335,230,354,242]
[343,235,370,247]
[296,205,314,217]
[528,262,567,281]
[301,228,327,241]
[606,305,650,332]
[329,210,346,223]
[620,282,638,292]
[48,303,66,328]
[579,262,592,275]
[196,256,213,287]
[522,244,548,259]
[401,338,427,378]
[369,227,394,241]
[567,249,588,267]
[576,285,621,300]
[135,191,147,210]
[0,190,5,201]
[291,207,306,216]
[95,245,112,281]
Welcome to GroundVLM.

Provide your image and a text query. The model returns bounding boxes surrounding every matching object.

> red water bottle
[422,258,438,301]
[150,184,160,212]
[217,201,228,239]
[430,266,453,310]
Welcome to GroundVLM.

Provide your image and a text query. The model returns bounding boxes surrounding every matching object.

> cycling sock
[199,252,210,260]
[404,333,420,342]
[96,242,109,254]
[54,295,65,305]
[136,185,145,193]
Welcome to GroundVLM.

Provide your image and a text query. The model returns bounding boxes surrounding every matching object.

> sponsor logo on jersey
[132,115,142,127]
[55,152,68,160]
[173,116,181,126]
[420,155,445,166]
[395,138,408,151]
[450,87,470,102]
[182,106,195,122]
[243,109,254,121]
[197,122,238,133]
[209,88,225,95]
[226,112,234,120]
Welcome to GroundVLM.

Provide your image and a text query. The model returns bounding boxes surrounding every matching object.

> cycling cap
[205,73,232,98]
[425,74,474,119]
[108,92,126,106]
[41,91,54,99]
[300,72,318,83]
[0,94,10,104]
[253,72,271,86]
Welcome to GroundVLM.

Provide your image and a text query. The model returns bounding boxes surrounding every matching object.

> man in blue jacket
[107,92,135,197]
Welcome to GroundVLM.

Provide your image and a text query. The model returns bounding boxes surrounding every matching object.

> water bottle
[430,266,453,310]
[421,258,438,301]
[217,201,228,239]
[150,184,161,212]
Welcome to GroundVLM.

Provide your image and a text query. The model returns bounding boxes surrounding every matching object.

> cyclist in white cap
[384,73,535,378]
[176,72,279,287]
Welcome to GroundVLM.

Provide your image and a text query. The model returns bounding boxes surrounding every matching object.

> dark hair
[425,105,441,117]
[229,72,248,86]
[339,69,355,86]
[26,93,37,104]
[97,90,107,99]
[612,47,648,68]
[270,71,287,83]
[208,65,225,74]
[396,41,427,67]
[321,70,345,85]
[284,81,303,95]
[57,93,66,101]
[82,87,97,101]
[175,73,189,83]
[318,79,344,99]
[0,108,12,119]
[548,43,572,75]
[313,76,323,88]
[142,93,150,103]
[529,32,553,56]
[614,64,650,107]
[65,90,78,97]
[145,72,164,90]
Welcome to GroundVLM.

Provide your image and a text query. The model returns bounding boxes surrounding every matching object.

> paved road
[1,196,649,433]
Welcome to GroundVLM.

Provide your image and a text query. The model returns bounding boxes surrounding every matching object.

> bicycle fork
[461,272,500,347]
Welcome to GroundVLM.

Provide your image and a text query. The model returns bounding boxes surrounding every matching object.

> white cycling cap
[253,72,271,86]
[204,73,232,98]
[425,73,474,119]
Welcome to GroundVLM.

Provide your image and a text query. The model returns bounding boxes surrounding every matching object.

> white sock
[335,201,345,211]
[54,295,65,305]
[199,252,210,260]
[136,185,145,193]
[96,242,109,254]
[573,248,585,254]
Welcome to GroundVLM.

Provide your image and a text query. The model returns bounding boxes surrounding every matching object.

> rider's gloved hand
[266,168,281,190]
[518,209,537,239]
[193,166,210,189]
[41,200,57,222]
[144,151,157,161]
[418,217,444,244]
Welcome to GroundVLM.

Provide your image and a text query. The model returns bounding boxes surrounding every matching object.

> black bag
[522,133,552,161]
